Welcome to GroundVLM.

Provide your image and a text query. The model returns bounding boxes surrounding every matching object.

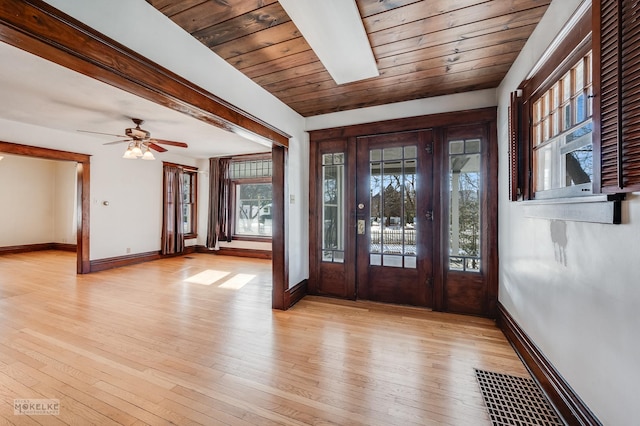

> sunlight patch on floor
[218,273,255,290]
[184,269,230,285]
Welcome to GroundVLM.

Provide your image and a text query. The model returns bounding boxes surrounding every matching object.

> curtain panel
[161,165,185,255]
[206,157,232,249]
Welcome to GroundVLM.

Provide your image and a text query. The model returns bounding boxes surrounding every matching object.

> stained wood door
[309,110,498,317]
[355,131,433,306]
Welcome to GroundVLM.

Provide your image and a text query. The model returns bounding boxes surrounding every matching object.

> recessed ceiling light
[279,0,379,85]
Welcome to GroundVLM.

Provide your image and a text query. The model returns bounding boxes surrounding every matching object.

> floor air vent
[475,369,564,426]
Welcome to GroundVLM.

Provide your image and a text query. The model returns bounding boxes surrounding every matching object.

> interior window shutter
[509,90,524,201]
[596,0,640,193]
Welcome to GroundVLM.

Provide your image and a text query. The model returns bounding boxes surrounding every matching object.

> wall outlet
[126,247,131,254]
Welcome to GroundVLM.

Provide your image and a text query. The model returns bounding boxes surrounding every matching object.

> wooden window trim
[515,6,593,202]
[510,2,627,223]
[162,161,198,238]
[183,169,198,239]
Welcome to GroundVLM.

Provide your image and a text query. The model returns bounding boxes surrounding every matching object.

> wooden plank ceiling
[147,0,552,117]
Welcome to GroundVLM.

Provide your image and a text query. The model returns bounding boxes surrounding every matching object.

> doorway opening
[0,141,90,274]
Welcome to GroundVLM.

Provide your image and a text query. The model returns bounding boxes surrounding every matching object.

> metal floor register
[475,369,564,426]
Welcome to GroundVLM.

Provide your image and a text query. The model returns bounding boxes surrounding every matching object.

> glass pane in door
[322,153,345,263]
[369,146,417,268]
[448,139,481,272]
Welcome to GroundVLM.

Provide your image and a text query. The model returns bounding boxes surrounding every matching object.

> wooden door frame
[309,107,498,317]
[0,141,91,274]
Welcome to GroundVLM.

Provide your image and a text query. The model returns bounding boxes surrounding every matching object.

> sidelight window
[449,139,481,272]
[321,153,345,263]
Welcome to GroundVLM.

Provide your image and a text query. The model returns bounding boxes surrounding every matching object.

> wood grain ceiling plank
[362,0,489,33]
[264,42,522,95]
[241,50,319,79]
[294,74,502,115]
[164,0,279,34]
[274,58,513,103]
[291,72,504,116]
[211,21,301,59]
[253,62,330,87]
[145,0,207,18]
[373,18,540,59]
[256,36,526,93]
[356,0,425,18]
[370,3,550,47]
[376,37,526,70]
[228,37,312,69]
[191,3,290,47]
[277,62,511,106]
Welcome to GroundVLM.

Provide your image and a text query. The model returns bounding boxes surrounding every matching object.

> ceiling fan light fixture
[141,148,155,160]
[122,144,136,159]
[131,142,144,158]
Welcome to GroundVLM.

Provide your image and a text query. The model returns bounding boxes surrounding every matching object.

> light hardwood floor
[0,251,529,425]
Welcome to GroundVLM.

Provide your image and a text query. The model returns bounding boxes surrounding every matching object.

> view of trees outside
[235,183,272,236]
[321,153,345,263]
[449,148,481,272]
[369,155,417,257]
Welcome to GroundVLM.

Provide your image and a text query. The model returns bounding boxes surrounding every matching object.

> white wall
[497,0,640,424]
[53,161,77,244]
[0,154,75,246]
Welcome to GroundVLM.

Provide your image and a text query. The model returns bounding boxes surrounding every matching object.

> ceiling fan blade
[151,138,188,148]
[78,130,128,138]
[148,143,168,152]
[103,139,132,145]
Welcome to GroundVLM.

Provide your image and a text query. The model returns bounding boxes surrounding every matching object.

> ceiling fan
[78,118,188,160]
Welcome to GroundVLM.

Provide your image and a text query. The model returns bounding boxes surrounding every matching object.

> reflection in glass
[369,145,417,269]
[322,153,345,263]
[535,122,593,193]
[383,147,403,161]
[449,139,481,272]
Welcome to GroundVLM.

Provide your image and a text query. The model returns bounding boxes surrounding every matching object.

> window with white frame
[532,51,593,199]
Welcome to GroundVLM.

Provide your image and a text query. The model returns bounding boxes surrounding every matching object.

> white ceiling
[0,41,272,159]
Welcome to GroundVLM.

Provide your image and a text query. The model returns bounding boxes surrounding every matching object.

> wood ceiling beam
[0,0,289,147]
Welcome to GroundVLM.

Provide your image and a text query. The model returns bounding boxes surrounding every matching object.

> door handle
[357,219,366,235]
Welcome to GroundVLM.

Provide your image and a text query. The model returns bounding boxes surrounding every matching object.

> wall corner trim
[497,303,602,425]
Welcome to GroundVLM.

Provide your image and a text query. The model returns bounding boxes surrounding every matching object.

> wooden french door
[355,131,433,306]
[309,109,498,317]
